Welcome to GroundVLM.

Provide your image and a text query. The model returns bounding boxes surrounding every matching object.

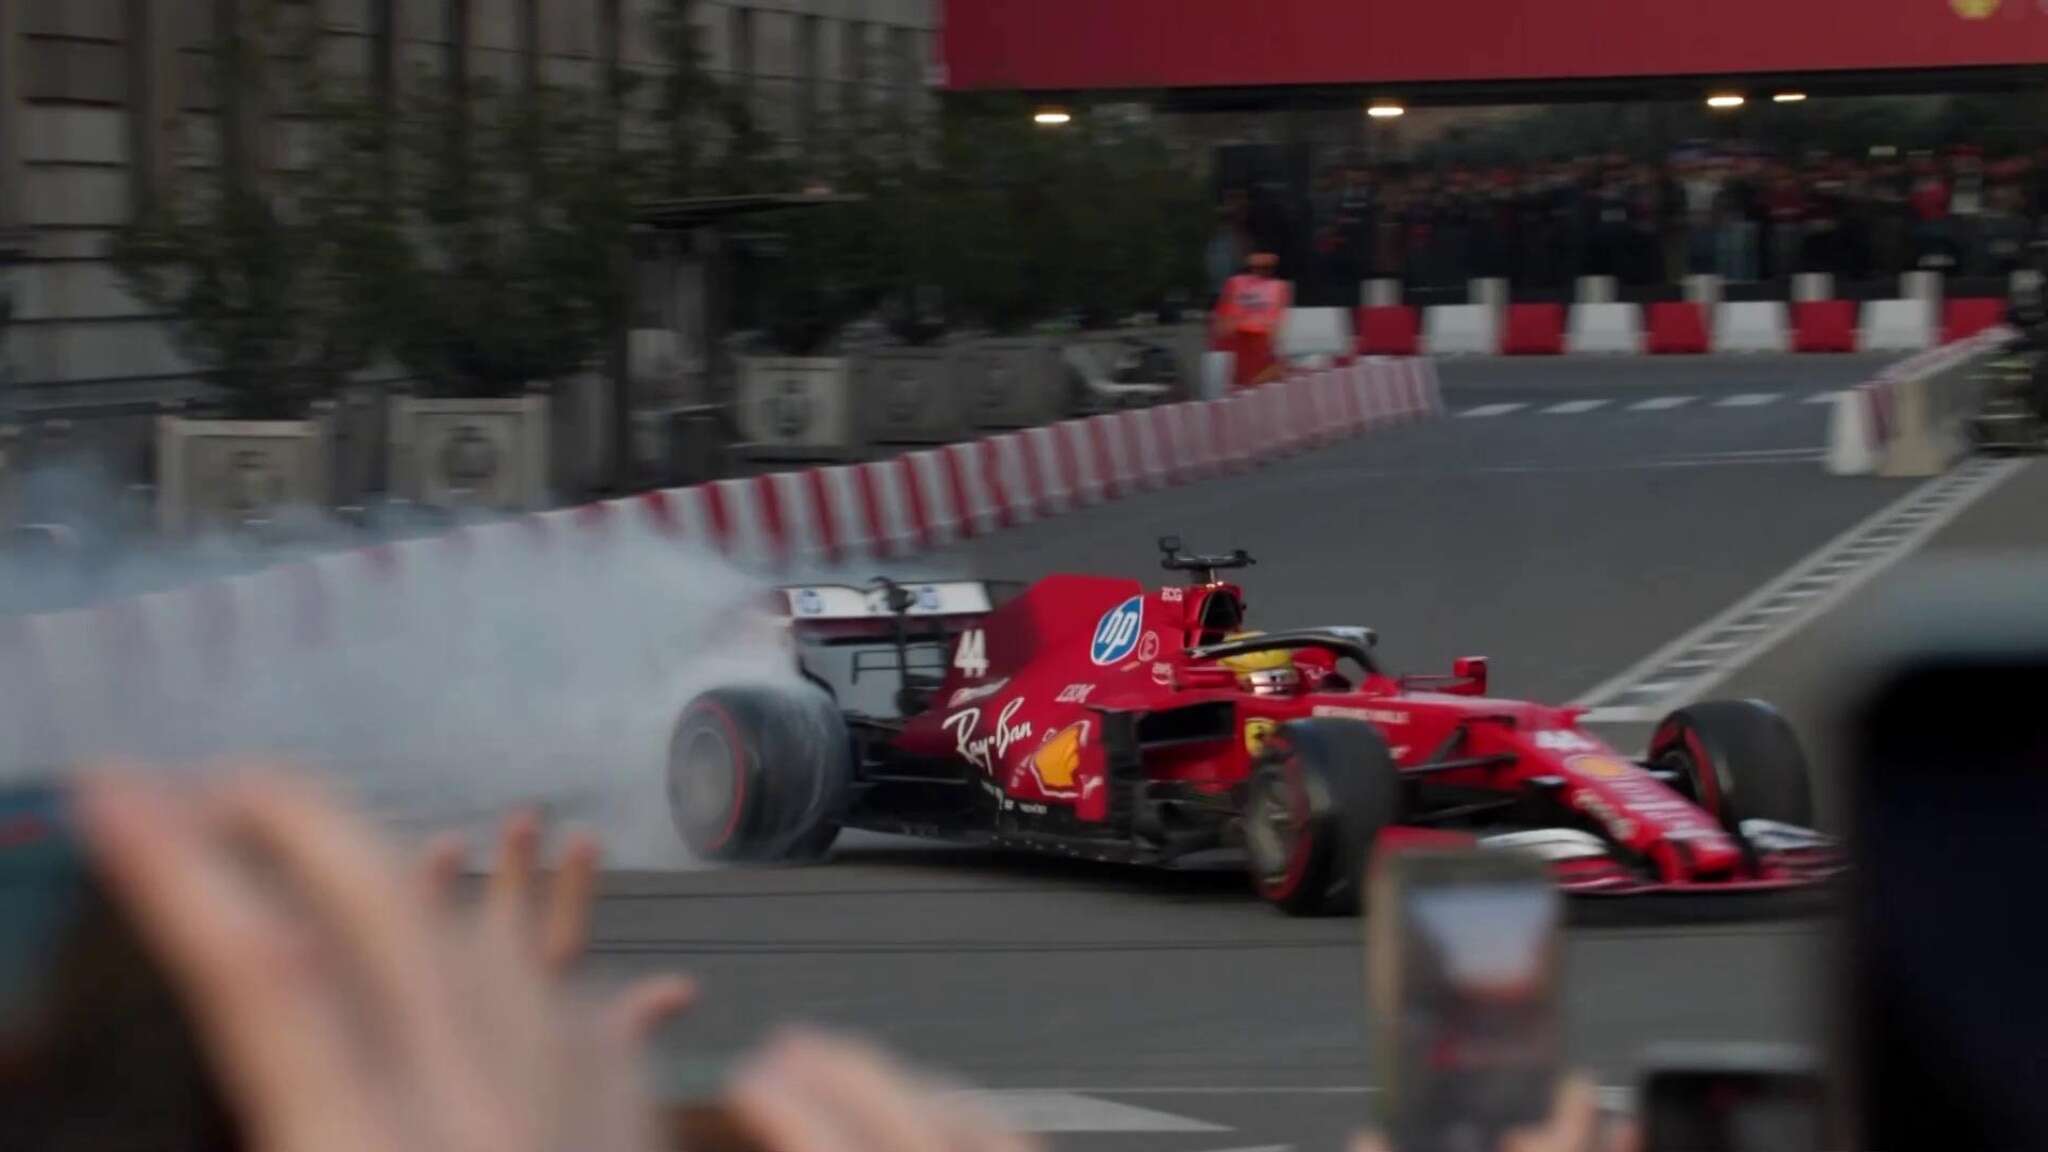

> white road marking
[1569,458,2027,720]
[1543,399,1610,414]
[1628,395,1695,411]
[1191,1146,1292,1152]
[1716,392,1782,407]
[1459,402,1526,418]
[957,1091,1230,1133]
[1805,390,1845,404]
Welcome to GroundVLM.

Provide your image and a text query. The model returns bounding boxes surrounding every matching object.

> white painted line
[1716,392,1783,407]
[1569,459,2027,714]
[1805,391,1845,405]
[1543,399,1610,414]
[1192,1146,1291,1152]
[1459,402,1527,418]
[1628,395,1695,411]
[957,1091,1229,1133]
[1580,706,1655,724]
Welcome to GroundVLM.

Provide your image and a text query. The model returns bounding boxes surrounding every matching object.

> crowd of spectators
[1210,146,2048,303]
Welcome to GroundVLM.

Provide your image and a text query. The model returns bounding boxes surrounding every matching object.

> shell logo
[1566,753,1633,779]
[1244,717,1278,755]
[1029,721,1088,793]
[1952,0,2000,18]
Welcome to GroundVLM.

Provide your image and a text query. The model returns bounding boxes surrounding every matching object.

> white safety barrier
[1278,307,1356,363]
[1565,303,1644,355]
[1575,276,1618,304]
[1859,299,1936,352]
[1824,389,1882,475]
[1711,301,1792,353]
[1827,328,2010,476]
[1200,350,1234,400]
[1423,305,1499,356]
[1793,273,1834,302]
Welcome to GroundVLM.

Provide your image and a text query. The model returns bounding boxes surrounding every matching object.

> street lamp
[1706,94,1745,109]
[1033,108,1072,126]
[1367,103,1405,119]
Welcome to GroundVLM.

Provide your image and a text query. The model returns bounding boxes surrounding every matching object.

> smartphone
[0,780,238,1152]
[1638,1042,1827,1152]
[1367,845,1563,1152]
[1838,566,2048,1152]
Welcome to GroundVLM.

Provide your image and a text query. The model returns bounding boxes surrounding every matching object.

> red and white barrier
[1827,327,2011,476]
[8,360,1443,681]
[1394,297,2003,356]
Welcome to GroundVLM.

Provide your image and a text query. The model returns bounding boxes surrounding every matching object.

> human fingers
[77,771,375,1152]
[604,974,699,1049]
[213,772,480,1096]
[756,1030,956,1152]
[728,1034,864,1152]
[1502,1076,1602,1152]
[414,831,468,912]
[542,827,600,973]
[485,808,543,935]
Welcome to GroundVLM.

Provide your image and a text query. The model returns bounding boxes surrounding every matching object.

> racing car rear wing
[776,580,1024,629]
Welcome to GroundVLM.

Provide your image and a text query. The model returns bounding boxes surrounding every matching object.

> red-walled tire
[1648,699,1813,833]
[668,686,850,862]
[1243,718,1401,916]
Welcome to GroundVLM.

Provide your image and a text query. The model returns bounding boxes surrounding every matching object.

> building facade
[0,0,939,416]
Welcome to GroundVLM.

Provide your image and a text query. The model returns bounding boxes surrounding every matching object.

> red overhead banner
[942,0,2048,91]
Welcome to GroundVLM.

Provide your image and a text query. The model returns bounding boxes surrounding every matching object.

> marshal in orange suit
[1211,252,1291,390]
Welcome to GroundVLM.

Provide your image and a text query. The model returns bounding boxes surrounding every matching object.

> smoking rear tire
[1243,719,1401,916]
[668,686,851,862]
[1648,699,1813,833]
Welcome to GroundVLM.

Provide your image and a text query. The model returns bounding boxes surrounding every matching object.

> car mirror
[1452,656,1489,695]
[1158,535,1183,555]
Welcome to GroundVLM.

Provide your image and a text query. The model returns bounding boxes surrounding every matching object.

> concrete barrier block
[1793,273,1835,302]
[1711,301,1790,353]
[1362,279,1402,307]
[1279,306,1355,363]
[1422,304,1499,356]
[1575,276,1617,304]
[1565,303,1643,354]
[1860,299,1935,352]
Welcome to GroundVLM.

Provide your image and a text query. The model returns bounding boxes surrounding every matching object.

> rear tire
[1242,719,1401,916]
[1648,699,1813,833]
[668,686,851,862]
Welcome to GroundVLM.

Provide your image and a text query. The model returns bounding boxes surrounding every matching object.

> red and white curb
[0,359,1440,681]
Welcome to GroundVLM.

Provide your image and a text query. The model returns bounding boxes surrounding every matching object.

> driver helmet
[1217,631,1300,695]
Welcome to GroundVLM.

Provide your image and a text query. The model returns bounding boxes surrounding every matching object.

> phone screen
[1643,1068,1825,1152]
[1848,658,2048,1151]
[1374,850,1562,1152]
[0,782,237,1152]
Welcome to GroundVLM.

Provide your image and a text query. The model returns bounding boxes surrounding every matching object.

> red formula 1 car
[667,539,1836,914]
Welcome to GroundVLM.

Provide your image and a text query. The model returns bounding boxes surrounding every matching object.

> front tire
[1648,699,1813,832]
[1242,719,1401,916]
[668,686,851,862]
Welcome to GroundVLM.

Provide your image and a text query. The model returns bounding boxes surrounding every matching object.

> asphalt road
[584,356,1997,1152]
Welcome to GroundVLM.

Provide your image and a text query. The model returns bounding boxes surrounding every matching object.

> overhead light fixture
[1367,103,1405,119]
[1773,92,1807,103]
[1706,94,1745,109]
[1033,109,1071,125]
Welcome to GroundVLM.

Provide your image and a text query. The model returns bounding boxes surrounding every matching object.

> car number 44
[954,629,989,678]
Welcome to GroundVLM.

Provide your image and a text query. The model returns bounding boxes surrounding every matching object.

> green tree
[111,7,396,420]
[379,78,638,398]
